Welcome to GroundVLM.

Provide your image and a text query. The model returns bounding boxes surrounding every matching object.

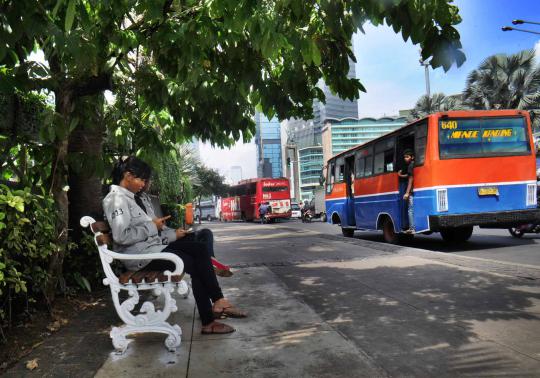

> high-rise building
[298,146,324,202]
[254,112,282,178]
[313,61,359,126]
[321,117,408,166]
[282,59,359,200]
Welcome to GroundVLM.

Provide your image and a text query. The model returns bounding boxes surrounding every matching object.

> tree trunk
[68,96,106,244]
[46,88,73,301]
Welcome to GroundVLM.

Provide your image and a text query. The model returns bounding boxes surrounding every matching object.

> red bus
[219,178,292,222]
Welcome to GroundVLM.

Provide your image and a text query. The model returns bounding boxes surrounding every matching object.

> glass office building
[282,59,358,200]
[298,146,324,202]
[255,112,283,178]
[321,117,408,165]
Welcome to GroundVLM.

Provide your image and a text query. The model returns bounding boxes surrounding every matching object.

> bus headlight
[436,188,448,212]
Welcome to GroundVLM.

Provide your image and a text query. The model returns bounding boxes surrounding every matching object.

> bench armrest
[81,216,184,277]
[103,249,184,277]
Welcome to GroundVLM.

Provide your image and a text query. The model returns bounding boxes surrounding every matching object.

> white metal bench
[80,216,189,354]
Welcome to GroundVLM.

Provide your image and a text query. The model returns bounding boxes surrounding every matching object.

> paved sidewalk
[4,223,540,377]
[94,266,385,377]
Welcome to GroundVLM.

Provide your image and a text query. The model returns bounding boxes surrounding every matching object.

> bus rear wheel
[440,226,473,244]
[508,227,524,238]
[382,218,399,244]
[342,228,354,237]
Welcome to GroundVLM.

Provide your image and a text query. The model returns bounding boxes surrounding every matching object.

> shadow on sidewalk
[272,259,540,377]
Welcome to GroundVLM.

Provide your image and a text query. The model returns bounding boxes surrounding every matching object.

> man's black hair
[112,156,152,185]
[403,149,415,157]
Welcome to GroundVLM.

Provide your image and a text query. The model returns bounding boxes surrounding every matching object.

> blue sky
[354,0,540,117]
[203,0,540,180]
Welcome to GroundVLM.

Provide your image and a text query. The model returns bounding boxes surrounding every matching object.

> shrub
[0,185,59,328]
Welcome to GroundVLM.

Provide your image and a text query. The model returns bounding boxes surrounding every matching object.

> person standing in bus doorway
[398,149,415,233]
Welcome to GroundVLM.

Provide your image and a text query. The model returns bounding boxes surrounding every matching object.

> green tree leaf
[65,0,76,32]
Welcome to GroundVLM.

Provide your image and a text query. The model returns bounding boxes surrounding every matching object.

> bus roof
[328,109,530,162]
[236,177,289,185]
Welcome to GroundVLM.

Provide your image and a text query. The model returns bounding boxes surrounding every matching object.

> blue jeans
[408,196,415,231]
[399,181,408,230]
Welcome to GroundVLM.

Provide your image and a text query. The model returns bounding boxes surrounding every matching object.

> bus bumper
[429,209,540,231]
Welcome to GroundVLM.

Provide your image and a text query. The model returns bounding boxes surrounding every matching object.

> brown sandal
[201,321,235,334]
[213,305,248,319]
[214,266,233,277]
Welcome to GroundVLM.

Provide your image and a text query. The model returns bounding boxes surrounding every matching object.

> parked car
[290,202,301,218]
[194,200,217,222]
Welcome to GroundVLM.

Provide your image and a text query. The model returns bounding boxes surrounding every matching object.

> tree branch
[70,73,113,97]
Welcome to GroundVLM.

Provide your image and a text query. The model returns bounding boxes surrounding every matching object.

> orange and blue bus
[325,110,540,243]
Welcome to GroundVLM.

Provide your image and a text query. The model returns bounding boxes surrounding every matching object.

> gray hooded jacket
[102,185,166,270]
[138,192,177,245]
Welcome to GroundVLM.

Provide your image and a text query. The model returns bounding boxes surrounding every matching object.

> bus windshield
[439,116,530,159]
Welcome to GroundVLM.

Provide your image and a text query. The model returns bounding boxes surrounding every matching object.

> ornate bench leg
[108,285,184,353]
[110,323,182,354]
[177,280,190,299]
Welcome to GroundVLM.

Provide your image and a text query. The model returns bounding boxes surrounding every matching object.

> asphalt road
[206,219,540,376]
[255,218,540,268]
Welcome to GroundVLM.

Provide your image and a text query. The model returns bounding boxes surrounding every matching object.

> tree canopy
[409,92,463,121]
[0,0,466,301]
[193,165,229,200]
[1,0,465,147]
[463,49,540,111]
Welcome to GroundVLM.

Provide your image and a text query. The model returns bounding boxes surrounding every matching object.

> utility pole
[419,57,431,99]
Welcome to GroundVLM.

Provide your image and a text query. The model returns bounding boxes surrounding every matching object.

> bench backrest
[80,216,120,285]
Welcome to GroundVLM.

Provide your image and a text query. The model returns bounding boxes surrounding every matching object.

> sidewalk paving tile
[188,329,384,378]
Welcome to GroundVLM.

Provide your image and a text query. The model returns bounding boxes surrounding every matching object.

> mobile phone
[185,227,194,233]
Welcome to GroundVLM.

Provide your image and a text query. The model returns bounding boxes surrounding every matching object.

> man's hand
[152,215,171,231]
[403,193,410,200]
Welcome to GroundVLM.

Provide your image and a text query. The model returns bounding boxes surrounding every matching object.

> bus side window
[326,161,335,193]
[356,156,365,178]
[364,155,373,177]
[415,121,428,165]
[335,157,345,182]
[374,152,385,175]
[374,137,395,174]
[338,164,345,182]
[384,150,394,172]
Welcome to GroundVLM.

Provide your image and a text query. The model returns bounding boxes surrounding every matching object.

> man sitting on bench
[103,156,246,335]
[136,182,233,277]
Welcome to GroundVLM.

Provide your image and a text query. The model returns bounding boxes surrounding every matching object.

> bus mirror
[319,173,325,185]
[529,110,538,124]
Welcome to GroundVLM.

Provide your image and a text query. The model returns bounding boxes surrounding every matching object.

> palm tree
[409,93,464,121]
[463,49,540,111]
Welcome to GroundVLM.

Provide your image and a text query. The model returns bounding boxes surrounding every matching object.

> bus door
[396,132,415,230]
[344,155,356,226]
